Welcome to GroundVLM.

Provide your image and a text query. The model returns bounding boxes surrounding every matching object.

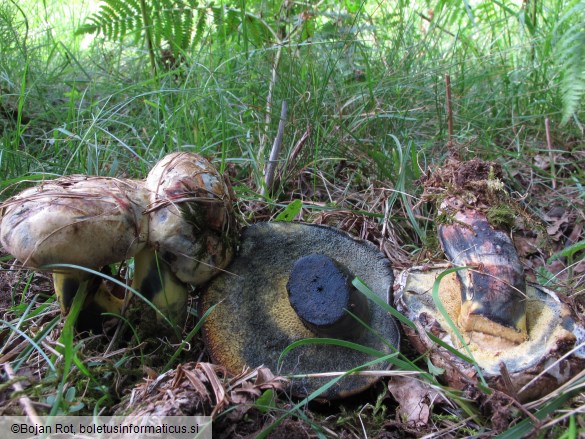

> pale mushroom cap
[145,152,237,285]
[0,176,149,268]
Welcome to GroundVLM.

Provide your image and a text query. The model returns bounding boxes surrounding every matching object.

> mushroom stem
[52,269,125,320]
[52,269,93,315]
[286,253,370,340]
[438,208,527,343]
[133,247,188,324]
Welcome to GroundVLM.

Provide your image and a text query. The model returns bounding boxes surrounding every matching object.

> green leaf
[547,239,585,264]
[274,199,302,222]
[255,389,276,413]
[427,358,445,377]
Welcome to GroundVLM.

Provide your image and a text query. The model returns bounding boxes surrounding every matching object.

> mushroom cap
[395,266,585,402]
[201,222,400,400]
[145,152,238,285]
[0,176,149,269]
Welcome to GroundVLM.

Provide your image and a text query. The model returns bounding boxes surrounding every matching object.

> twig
[257,45,283,165]
[287,125,311,172]
[445,74,455,157]
[262,100,288,196]
[4,363,42,425]
[545,117,556,190]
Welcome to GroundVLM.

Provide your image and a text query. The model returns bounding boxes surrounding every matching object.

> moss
[486,203,516,231]
[435,211,455,226]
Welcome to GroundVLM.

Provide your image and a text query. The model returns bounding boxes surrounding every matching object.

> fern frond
[192,7,207,48]
[76,0,141,39]
[554,2,585,125]
[76,0,257,62]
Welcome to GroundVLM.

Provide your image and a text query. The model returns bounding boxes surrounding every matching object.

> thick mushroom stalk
[132,247,189,324]
[0,176,149,315]
[438,206,527,343]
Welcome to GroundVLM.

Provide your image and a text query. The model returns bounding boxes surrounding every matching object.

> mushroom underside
[201,222,401,400]
[395,266,585,402]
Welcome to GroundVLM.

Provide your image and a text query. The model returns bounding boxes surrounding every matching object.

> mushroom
[0,152,238,326]
[144,152,238,286]
[201,222,400,400]
[0,176,149,316]
[395,159,585,401]
[139,152,239,323]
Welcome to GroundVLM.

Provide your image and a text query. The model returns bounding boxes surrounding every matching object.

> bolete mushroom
[201,222,400,400]
[395,159,585,401]
[0,152,238,326]
[0,176,149,316]
[138,152,239,323]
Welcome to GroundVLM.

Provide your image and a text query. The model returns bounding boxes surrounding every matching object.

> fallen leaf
[514,236,540,258]
[546,216,569,241]
[533,154,551,170]
[388,376,445,427]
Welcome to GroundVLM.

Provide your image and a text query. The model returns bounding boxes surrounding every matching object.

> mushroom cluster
[2,154,584,405]
[0,152,237,325]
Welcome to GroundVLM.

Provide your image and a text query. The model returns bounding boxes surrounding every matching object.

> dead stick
[545,117,556,190]
[258,46,282,165]
[445,74,454,155]
[4,363,42,425]
[262,100,288,196]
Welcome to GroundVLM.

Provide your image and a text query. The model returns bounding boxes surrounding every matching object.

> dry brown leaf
[533,154,551,170]
[255,367,276,386]
[514,236,540,258]
[546,216,569,240]
[388,376,444,427]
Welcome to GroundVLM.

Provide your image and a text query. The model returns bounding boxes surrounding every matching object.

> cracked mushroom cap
[0,176,149,316]
[201,222,400,400]
[145,152,238,286]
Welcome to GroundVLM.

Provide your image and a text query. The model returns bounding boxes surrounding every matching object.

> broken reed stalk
[262,100,288,196]
[545,117,556,190]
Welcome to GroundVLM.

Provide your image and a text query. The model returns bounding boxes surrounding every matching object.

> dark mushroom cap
[201,222,400,400]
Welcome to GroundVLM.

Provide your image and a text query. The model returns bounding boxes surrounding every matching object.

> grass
[1,0,584,436]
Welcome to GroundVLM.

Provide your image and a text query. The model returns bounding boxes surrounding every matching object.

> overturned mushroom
[201,222,400,400]
[396,159,585,401]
